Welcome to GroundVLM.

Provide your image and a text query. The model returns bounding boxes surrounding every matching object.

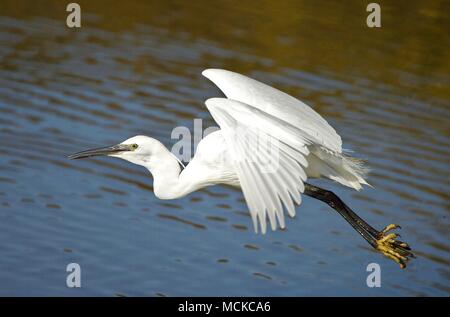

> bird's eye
[131,143,138,150]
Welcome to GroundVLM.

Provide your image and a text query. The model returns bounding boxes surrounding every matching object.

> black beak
[67,144,132,160]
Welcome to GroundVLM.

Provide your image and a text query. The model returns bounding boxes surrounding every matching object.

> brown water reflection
[0,0,448,296]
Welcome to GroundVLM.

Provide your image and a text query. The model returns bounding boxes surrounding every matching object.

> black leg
[303,183,378,247]
[303,182,415,268]
[306,184,382,237]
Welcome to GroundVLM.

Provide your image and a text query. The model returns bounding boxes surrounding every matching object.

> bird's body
[68,68,414,268]
[161,129,366,197]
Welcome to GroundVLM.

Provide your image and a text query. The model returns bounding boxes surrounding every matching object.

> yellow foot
[375,225,415,269]
[381,223,401,234]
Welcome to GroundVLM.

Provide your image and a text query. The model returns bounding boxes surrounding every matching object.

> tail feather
[306,146,370,190]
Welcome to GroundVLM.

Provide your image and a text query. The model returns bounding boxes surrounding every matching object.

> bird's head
[68,135,165,167]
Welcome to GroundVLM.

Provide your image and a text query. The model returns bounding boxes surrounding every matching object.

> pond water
[0,0,448,296]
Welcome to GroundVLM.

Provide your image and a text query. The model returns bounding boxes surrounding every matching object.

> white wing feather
[202,69,368,231]
[205,98,310,233]
[202,69,342,153]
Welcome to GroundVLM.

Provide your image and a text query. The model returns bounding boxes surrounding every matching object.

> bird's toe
[375,225,415,269]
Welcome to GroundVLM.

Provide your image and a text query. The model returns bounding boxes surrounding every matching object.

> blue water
[0,1,449,296]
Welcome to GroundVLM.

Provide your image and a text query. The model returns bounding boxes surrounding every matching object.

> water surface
[0,0,449,296]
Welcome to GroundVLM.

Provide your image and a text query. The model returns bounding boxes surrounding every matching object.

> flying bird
[68,69,414,268]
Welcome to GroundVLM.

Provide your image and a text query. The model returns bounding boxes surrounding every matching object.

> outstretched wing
[205,97,311,233]
[202,68,342,153]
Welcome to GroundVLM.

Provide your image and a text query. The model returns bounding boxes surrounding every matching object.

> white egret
[68,69,414,268]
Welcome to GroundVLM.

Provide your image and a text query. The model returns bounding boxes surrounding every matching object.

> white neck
[143,146,195,200]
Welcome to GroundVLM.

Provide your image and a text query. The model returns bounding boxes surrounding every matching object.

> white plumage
[201,69,368,233]
[69,69,369,234]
